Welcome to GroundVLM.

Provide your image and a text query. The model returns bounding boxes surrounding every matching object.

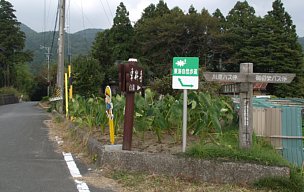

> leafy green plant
[69,94,126,136]
[112,94,125,135]
[166,95,183,143]
[134,93,152,140]
[70,95,104,132]
[69,89,236,144]
[186,91,236,145]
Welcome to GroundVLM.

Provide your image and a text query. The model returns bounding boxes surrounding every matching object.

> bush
[0,87,20,96]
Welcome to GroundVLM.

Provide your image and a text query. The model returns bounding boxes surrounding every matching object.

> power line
[50,0,60,54]
[99,0,112,26]
[71,1,96,29]
[80,0,86,30]
[67,0,71,63]
[105,0,114,18]
[80,0,89,51]
[43,0,46,46]
[46,0,53,32]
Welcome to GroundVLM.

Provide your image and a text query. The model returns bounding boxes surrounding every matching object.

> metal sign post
[203,63,295,149]
[182,89,188,152]
[172,57,199,152]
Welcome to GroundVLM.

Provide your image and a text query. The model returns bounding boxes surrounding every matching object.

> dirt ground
[96,129,201,155]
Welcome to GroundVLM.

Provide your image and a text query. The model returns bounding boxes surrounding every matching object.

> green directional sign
[172,57,199,89]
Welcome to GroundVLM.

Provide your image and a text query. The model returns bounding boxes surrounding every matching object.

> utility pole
[57,0,65,113]
[41,46,51,97]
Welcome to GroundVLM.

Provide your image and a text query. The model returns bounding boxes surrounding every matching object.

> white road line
[75,179,90,192]
[62,152,90,192]
[63,152,82,178]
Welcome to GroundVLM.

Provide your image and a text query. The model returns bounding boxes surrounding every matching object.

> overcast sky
[9,0,304,37]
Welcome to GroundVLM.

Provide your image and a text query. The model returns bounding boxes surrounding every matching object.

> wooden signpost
[203,63,295,149]
[118,59,143,150]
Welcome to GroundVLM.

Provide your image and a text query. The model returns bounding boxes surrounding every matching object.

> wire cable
[67,0,71,63]
[50,0,60,54]
[79,0,90,50]
[105,0,114,18]
[98,0,112,26]
[80,0,86,30]
[43,0,46,47]
[71,1,95,29]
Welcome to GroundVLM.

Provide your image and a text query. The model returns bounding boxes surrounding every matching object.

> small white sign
[172,76,199,90]
[49,96,63,101]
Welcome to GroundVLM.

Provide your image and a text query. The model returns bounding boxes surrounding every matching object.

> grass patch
[254,167,304,192]
[185,129,304,191]
[185,129,289,167]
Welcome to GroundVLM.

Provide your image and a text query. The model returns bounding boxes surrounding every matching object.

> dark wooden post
[122,92,135,150]
[118,60,143,151]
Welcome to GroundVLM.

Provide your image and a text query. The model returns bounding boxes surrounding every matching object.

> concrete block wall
[75,127,290,185]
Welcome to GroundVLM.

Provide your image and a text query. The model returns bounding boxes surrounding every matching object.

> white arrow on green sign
[172,57,199,90]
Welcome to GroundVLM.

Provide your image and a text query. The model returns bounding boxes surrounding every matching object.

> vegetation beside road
[47,88,303,192]
[69,89,235,144]
[49,114,267,192]
[185,129,289,167]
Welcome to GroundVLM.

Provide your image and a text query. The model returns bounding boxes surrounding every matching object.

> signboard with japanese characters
[204,72,295,83]
[203,63,295,149]
[125,63,143,92]
[172,57,199,89]
[249,73,295,83]
[203,72,246,82]
[118,59,144,150]
[119,62,143,93]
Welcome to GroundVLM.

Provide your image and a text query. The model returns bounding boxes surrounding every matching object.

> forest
[0,0,304,100]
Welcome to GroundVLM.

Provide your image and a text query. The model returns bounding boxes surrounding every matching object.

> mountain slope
[21,23,103,73]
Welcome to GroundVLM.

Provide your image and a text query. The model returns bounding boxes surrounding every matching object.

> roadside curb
[69,122,290,185]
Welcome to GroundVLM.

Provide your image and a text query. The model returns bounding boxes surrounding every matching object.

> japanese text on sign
[129,67,143,83]
[243,98,249,127]
[255,75,288,82]
[212,74,238,81]
[125,63,144,93]
[173,68,198,75]
[127,84,141,92]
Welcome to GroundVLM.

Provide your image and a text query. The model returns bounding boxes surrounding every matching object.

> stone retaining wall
[0,94,19,105]
[74,127,290,184]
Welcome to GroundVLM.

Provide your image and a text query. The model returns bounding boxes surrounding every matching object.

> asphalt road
[0,102,90,192]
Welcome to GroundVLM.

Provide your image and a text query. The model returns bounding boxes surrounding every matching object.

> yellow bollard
[105,86,115,145]
[65,73,69,118]
[109,116,114,145]
[68,65,73,99]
